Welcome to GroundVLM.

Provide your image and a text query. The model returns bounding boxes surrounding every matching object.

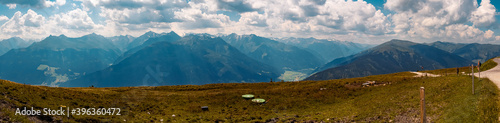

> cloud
[239,12,267,27]
[0,0,498,44]
[216,0,260,13]
[0,0,65,8]
[97,0,190,24]
[44,0,66,7]
[444,24,484,39]
[0,15,8,21]
[0,8,104,40]
[384,0,424,13]
[317,0,390,35]
[470,0,496,28]
[49,9,96,30]
[101,0,144,10]
[100,8,182,24]
[78,0,189,11]
[301,5,319,17]
[387,0,476,29]
[0,0,45,8]
[310,0,326,5]
[238,0,391,35]
[173,5,230,29]
[69,0,393,40]
[0,10,46,37]
[6,4,16,9]
[484,30,494,39]
[385,0,498,43]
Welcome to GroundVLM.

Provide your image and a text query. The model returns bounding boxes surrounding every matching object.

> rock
[266,118,279,123]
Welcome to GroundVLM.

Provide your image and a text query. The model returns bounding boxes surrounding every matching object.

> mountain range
[219,34,325,72]
[125,31,168,51]
[0,37,33,56]
[275,37,372,62]
[108,35,135,52]
[0,34,121,86]
[113,31,181,64]
[64,35,279,87]
[428,41,500,63]
[306,40,472,80]
[1,31,497,87]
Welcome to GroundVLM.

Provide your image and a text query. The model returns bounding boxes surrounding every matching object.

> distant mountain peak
[387,39,413,43]
[82,33,106,40]
[379,39,417,47]
[45,35,64,41]
[182,34,217,41]
[165,31,180,37]
[229,33,238,36]
[84,33,100,37]
[144,31,158,36]
[7,37,23,40]
[59,34,68,38]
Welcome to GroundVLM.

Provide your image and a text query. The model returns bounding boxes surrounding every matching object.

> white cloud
[239,12,267,27]
[213,0,392,39]
[470,0,496,28]
[0,0,498,44]
[97,0,190,24]
[6,4,16,9]
[0,9,105,40]
[173,8,229,29]
[444,24,483,39]
[44,0,66,7]
[0,15,8,21]
[75,0,392,42]
[484,30,495,39]
[49,9,96,30]
[385,0,498,43]
[0,10,46,39]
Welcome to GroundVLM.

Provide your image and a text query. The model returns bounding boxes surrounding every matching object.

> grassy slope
[422,57,498,75]
[1,57,500,122]
[480,57,499,71]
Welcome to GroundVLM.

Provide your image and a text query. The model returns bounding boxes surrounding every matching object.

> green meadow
[0,59,499,122]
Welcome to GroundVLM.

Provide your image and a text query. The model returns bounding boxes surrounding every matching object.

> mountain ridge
[65,35,280,87]
[306,39,472,80]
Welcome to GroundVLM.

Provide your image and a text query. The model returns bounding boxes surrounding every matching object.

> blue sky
[0,0,499,44]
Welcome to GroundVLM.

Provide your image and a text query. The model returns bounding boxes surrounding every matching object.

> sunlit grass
[0,66,498,122]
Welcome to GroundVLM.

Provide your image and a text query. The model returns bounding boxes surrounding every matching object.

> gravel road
[475,58,500,89]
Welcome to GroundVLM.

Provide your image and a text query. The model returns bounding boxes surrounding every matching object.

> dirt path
[410,72,440,77]
[475,58,500,89]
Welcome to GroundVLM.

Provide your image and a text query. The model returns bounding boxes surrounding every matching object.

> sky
[0,0,499,44]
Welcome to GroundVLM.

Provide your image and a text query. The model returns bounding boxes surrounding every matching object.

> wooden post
[420,87,426,123]
[472,64,474,95]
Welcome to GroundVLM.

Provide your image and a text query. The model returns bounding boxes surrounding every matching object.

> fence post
[472,64,474,95]
[420,87,426,123]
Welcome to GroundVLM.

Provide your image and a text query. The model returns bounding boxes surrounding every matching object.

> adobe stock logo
[142,64,169,86]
